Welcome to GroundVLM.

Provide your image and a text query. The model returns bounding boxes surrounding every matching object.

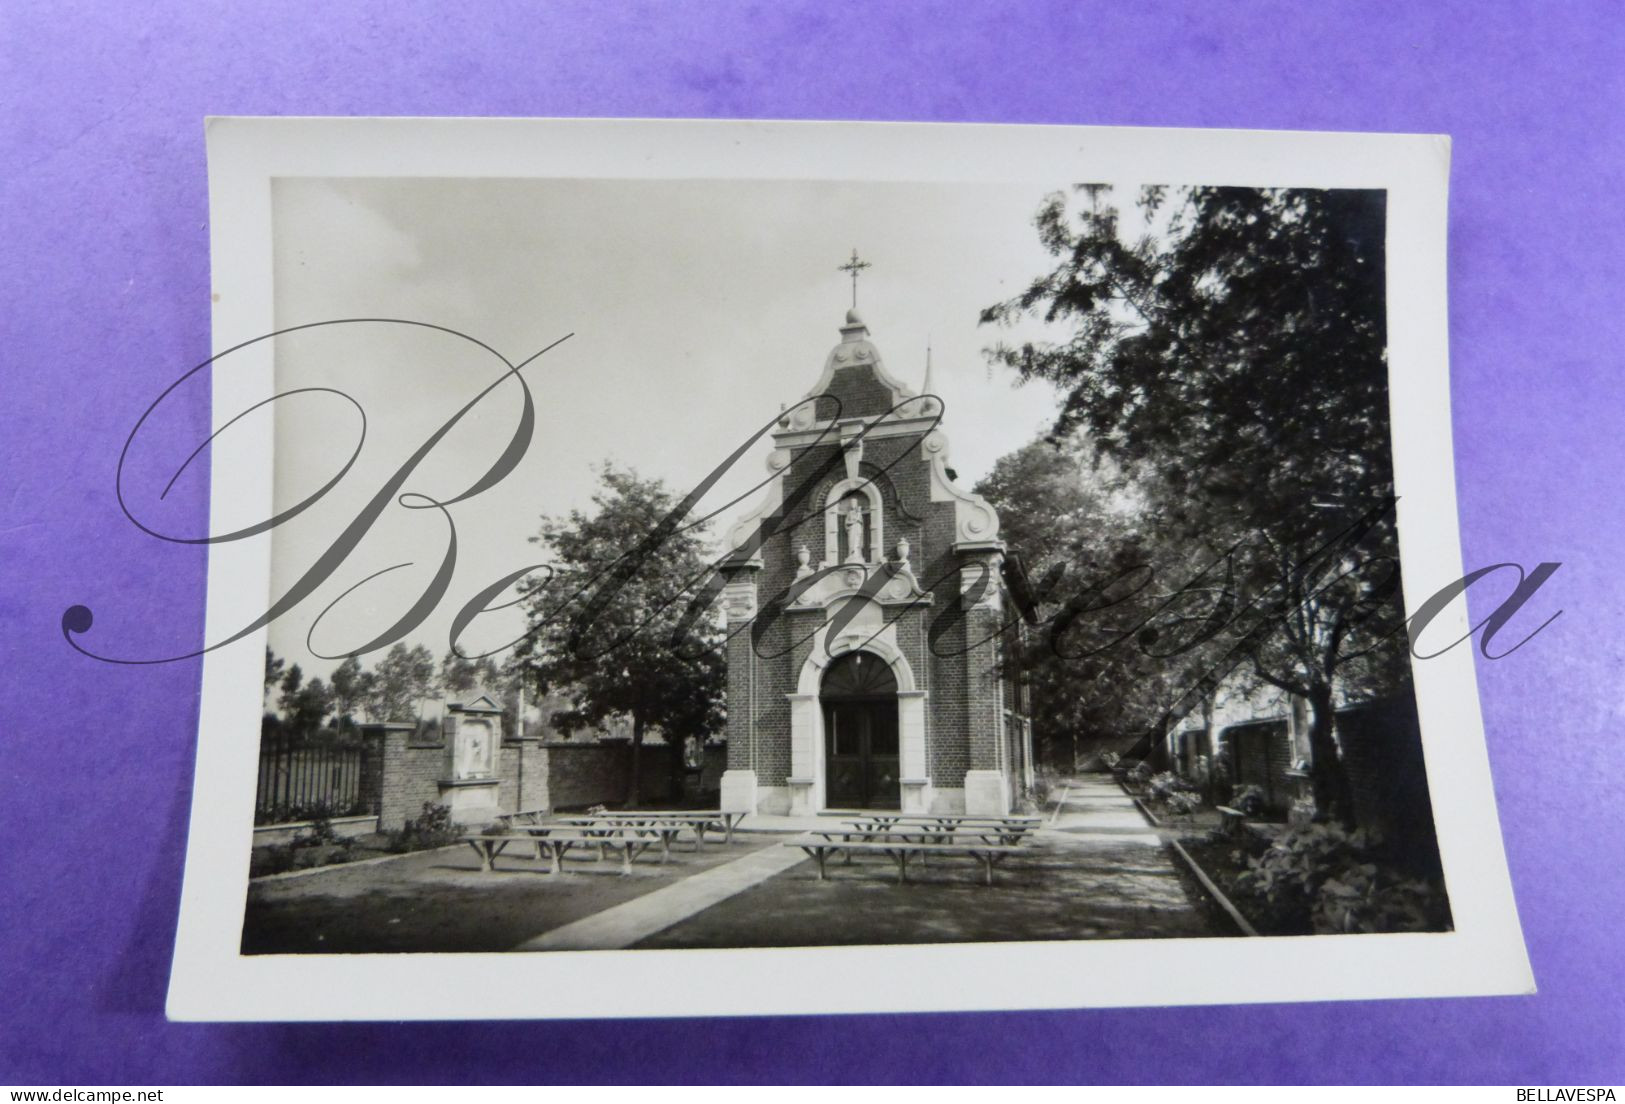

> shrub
[1164,789,1203,817]
[249,844,299,877]
[1148,771,1197,800]
[1232,824,1368,932]
[1117,760,1152,787]
[292,808,341,849]
[385,802,459,853]
[1229,783,1267,817]
[1145,771,1203,819]
[1314,864,1450,934]
[255,797,368,827]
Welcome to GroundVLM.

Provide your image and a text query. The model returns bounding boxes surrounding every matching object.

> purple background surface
[3,0,1621,1084]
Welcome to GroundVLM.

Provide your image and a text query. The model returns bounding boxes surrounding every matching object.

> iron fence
[255,733,379,825]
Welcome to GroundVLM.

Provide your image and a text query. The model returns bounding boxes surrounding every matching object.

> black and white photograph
[165,118,1529,1020]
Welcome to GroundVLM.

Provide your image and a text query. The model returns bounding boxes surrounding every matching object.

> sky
[267,175,1076,679]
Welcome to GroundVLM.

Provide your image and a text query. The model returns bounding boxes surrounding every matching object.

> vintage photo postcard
[159,117,1532,1020]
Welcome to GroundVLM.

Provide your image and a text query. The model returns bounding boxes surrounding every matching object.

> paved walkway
[1044,775,1164,844]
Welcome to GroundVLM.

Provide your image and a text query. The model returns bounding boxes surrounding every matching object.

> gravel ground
[638,830,1223,949]
[240,833,783,954]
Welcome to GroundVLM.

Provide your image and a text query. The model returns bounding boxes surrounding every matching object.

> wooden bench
[565,812,724,851]
[565,810,746,845]
[812,827,1029,870]
[461,831,657,876]
[837,817,1040,847]
[534,820,688,863]
[496,809,550,827]
[820,812,1041,828]
[824,824,1035,844]
[786,838,1023,886]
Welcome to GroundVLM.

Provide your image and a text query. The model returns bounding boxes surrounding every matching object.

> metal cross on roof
[837,248,871,309]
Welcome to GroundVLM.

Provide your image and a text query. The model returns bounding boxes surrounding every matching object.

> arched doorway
[821,651,900,809]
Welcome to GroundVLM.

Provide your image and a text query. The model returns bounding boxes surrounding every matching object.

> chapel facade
[718,307,1035,817]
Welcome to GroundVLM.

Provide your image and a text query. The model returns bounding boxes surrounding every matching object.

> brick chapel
[718,303,1036,817]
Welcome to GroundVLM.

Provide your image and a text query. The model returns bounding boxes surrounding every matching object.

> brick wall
[369,720,681,827]
[1221,719,1294,813]
[541,742,633,810]
[816,365,898,420]
[1337,691,1443,877]
[497,740,546,814]
[699,741,726,793]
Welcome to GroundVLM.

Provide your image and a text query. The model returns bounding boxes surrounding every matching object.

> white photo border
[168,116,1532,1021]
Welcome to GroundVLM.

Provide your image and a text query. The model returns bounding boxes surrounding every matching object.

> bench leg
[467,840,493,872]
[693,824,708,851]
[547,843,564,876]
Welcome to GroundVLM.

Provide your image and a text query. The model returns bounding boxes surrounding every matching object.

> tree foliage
[369,642,438,722]
[983,185,1410,823]
[516,465,725,805]
[976,435,1242,767]
[328,656,364,729]
[984,185,1390,526]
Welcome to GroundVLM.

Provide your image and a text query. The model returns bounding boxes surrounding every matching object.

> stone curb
[249,843,464,884]
[1122,783,1260,938]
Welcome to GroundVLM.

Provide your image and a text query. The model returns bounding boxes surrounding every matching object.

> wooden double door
[821,652,901,810]
[823,700,901,810]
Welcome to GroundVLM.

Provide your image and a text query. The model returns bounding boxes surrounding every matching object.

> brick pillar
[720,564,761,813]
[359,721,417,831]
[958,549,1009,815]
[357,728,385,817]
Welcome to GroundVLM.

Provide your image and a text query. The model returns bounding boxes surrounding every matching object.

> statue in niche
[840,493,869,564]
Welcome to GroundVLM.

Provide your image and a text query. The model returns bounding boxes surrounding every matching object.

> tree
[983,185,1407,824]
[277,663,305,718]
[287,677,332,737]
[354,669,382,723]
[328,656,364,731]
[408,644,438,710]
[516,465,725,806]
[264,647,286,704]
[439,649,481,697]
[372,643,439,721]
